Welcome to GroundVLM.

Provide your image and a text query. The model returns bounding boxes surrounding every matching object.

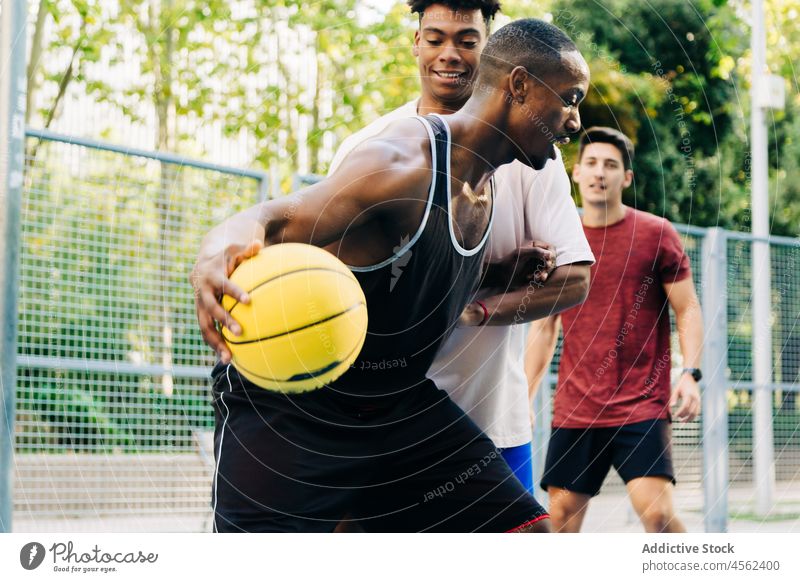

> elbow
[563,265,590,310]
[572,268,590,306]
[547,265,590,316]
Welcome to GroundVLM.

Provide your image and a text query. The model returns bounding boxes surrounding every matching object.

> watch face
[688,368,702,382]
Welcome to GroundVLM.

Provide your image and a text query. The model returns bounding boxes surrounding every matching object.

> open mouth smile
[434,71,467,81]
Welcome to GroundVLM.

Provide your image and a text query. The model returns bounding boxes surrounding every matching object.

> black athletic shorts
[540,418,675,497]
[210,363,548,532]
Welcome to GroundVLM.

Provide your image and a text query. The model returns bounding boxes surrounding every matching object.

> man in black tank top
[192,19,589,532]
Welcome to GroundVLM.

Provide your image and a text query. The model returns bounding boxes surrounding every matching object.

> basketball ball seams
[225,301,367,345]
[224,266,358,314]
[222,243,368,392]
[222,267,362,342]
[231,323,368,386]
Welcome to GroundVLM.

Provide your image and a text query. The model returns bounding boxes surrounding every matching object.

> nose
[438,41,462,64]
[565,108,581,134]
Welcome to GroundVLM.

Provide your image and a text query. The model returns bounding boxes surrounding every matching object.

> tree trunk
[310,33,323,175]
[149,0,176,396]
[26,0,49,125]
[26,16,84,165]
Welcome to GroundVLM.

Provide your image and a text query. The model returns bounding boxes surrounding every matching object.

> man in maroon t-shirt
[527,127,703,532]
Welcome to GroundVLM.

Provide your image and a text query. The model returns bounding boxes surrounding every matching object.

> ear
[572,160,582,183]
[413,30,420,58]
[622,169,633,189]
[508,66,530,103]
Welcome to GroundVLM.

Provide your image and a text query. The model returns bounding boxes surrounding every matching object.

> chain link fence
[10,148,800,532]
[13,129,267,531]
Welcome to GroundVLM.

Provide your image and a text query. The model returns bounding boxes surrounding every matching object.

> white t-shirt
[329,99,594,448]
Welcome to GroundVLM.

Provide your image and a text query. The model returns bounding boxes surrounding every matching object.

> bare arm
[665,277,704,422]
[191,120,430,361]
[525,315,561,404]
[459,262,590,326]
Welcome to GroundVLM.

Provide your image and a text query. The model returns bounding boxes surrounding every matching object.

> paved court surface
[12,484,800,533]
[578,482,800,533]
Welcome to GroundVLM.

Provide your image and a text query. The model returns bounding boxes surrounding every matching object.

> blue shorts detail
[500,442,534,494]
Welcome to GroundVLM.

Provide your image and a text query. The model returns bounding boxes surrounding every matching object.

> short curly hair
[407,1,502,28]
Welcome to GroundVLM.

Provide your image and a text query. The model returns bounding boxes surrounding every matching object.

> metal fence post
[0,0,27,533]
[751,0,778,516]
[752,234,776,514]
[256,172,270,203]
[701,227,729,532]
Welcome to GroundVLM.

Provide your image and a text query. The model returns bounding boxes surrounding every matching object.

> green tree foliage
[551,0,750,227]
[761,0,800,236]
[18,138,257,451]
[19,0,800,452]
[549,0,798,237]
[26,0,114,129]
[222,1,419,180]
[21,0,420,451]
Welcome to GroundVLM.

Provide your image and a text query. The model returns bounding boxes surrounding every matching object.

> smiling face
[413,4,488,110]
[508,50,589,170]
[573,141,634,206]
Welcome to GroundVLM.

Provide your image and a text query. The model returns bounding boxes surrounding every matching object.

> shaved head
[477,18,579,85]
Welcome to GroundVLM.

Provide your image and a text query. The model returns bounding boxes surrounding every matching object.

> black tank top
[332,114,495,399]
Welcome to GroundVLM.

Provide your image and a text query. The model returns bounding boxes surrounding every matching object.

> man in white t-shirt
[328,0,594,493]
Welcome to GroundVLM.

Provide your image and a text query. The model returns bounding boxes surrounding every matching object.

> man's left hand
[499,241,556,288]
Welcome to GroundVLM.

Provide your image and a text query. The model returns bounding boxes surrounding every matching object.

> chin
[435,88,469,105]
[525,155,548,171]
[584,196,612,207]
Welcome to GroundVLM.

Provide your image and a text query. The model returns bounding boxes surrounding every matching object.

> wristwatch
[682,368,702,382]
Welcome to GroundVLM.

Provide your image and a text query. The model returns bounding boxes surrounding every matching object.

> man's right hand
[190,240,263,363]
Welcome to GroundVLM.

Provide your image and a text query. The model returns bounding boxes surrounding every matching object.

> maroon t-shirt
[553,207,692,428]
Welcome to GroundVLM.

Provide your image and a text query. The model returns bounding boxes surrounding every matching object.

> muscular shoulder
[330,117,433,205]
[328,100,419,175]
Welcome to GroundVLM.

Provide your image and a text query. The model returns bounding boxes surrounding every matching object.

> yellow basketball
[221,243,368,393]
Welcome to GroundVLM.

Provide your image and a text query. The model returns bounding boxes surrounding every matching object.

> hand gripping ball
[221,243,368,393]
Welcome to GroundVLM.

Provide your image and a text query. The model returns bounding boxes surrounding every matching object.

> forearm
[525,316,560,401]
[481,263,505,289]
[464,263,590,326]
[675,303,703,369]
[199,204,271,257]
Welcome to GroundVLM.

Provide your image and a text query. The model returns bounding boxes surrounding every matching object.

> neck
[445,98,517,185]
[582,200,627,227]
[417,92,468,116]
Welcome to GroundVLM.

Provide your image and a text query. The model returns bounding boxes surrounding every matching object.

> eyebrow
[422,26,482,36]
[583,156,620,164]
